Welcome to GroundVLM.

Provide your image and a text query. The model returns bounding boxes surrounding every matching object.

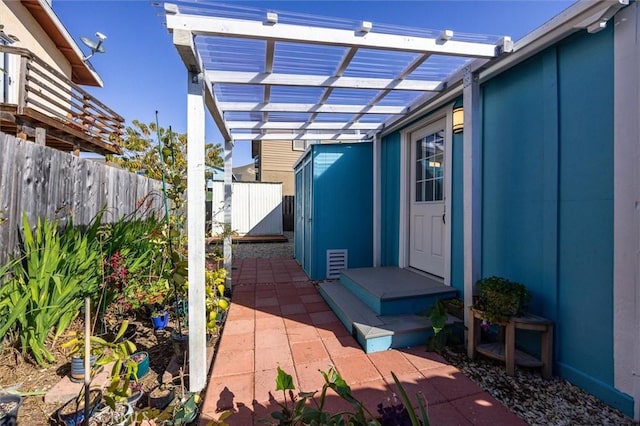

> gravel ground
[442,349,636,425]
[230,231,294,259]
[227,233,637,425]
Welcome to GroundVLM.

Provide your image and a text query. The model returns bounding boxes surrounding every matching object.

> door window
[415,130,444,202]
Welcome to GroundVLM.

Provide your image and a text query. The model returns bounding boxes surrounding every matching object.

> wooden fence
[0,132,163,265]
[282,195,294,232]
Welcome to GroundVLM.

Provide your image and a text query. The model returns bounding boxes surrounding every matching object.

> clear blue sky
[54,0,575,166]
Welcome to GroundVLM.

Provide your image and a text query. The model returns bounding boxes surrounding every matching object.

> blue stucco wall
[378,24,631,416]
[481,27,631,415]
[451,108,465,294]
[380,132,401,266]
[307,143,373,280]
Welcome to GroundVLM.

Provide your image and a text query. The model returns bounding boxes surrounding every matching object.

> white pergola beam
[232,132,368,141]
[226,121,381,131]
[219,102,405,114]
[172,27,232,141]
[173,29,202,73]
[223,139,233,286]
[203,75,232,141]
[307,46,359,126]
[207,71,442,92]
[166,14,500,58]
[263,40,275,123]
[335,47,359,77]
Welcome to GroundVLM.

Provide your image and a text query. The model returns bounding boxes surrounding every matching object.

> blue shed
[294,142,373,280]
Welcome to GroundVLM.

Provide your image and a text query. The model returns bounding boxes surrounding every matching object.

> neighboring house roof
[232,163,256,182]
[206,165,239,182]
[21,0,103,87]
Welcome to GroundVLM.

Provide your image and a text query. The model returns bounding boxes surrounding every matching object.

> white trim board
[613,2,640,421]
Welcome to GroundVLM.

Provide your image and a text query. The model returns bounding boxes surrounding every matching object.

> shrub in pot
[57,388,102,426]
[475,276,531,324]
[151,310,169,330]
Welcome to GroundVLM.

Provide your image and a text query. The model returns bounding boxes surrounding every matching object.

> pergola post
[373,133,381,267]
[186,70,207,392]
[462,67,482,346]
[223,139,233,289]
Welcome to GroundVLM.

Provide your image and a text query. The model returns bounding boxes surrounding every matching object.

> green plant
[263,366,379,425]
[425,300,465,353]
[263,367,431,426]
[390,372,430,426]
[61,320,139,409]
[205,269,229,334]
[96,212,169,325]
[475,276,531,324]
[0,213,103,365]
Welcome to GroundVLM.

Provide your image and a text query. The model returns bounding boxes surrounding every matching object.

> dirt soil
[0,319,183,425]
[1,259,223,425]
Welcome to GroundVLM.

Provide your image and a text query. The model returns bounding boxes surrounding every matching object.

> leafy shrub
[475,276,531,324]
[0,213,103,364]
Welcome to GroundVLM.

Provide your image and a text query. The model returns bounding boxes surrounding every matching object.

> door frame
[398,104,454,285]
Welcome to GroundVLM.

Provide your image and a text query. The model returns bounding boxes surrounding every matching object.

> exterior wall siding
[555,28,631,413]
[450,117,464,293]
[381,24,631,416]
[481,27,631,414]
[294,143,373,280]
[380,132,401,266]
[257,140,305,196]
[311,143,373,280]
[2,1,71,78]
[260,170,296,195]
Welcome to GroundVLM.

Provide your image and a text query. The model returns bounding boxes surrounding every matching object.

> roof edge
[22,0,104,87]
[380,0,628,137]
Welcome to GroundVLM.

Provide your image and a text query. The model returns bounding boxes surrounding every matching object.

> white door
[409,121,446,277]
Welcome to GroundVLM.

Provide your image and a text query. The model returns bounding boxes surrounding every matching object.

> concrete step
[318,281,455,353]
[340,267,458,315]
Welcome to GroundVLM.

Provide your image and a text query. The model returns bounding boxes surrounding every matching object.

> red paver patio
[200,257,526,425]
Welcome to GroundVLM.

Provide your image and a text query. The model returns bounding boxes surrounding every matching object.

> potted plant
[151,309,169,330]
[0,394,22,425]
[57,388,102,426]
[61,334,106,383]
[126,382,144,408]
[62,321,141,411]
[148,384,175,410]
[474,276,531,324]
[89,401,133,426]
[129,351,150,380]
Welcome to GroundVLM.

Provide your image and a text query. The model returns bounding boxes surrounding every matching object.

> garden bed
[0,315,217,425]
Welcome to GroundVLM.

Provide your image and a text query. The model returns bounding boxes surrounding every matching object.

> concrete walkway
[200,258,526,425]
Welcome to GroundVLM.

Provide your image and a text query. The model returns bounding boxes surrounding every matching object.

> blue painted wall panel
[557,28,614,386]
[480,26,629,414]
[381,132,401,266]
[309,143,373,280]
[482,54,547,301]
[451,99,465,293]
[378,22,629,415]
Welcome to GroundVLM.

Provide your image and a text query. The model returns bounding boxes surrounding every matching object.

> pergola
[159,1,512,391]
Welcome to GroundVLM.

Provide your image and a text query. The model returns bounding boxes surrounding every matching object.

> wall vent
[326,249,348,279]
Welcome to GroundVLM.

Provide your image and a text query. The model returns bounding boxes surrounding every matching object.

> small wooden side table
[468,308,554,379]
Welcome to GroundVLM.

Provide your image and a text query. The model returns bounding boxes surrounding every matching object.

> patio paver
[200,258,525,425]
